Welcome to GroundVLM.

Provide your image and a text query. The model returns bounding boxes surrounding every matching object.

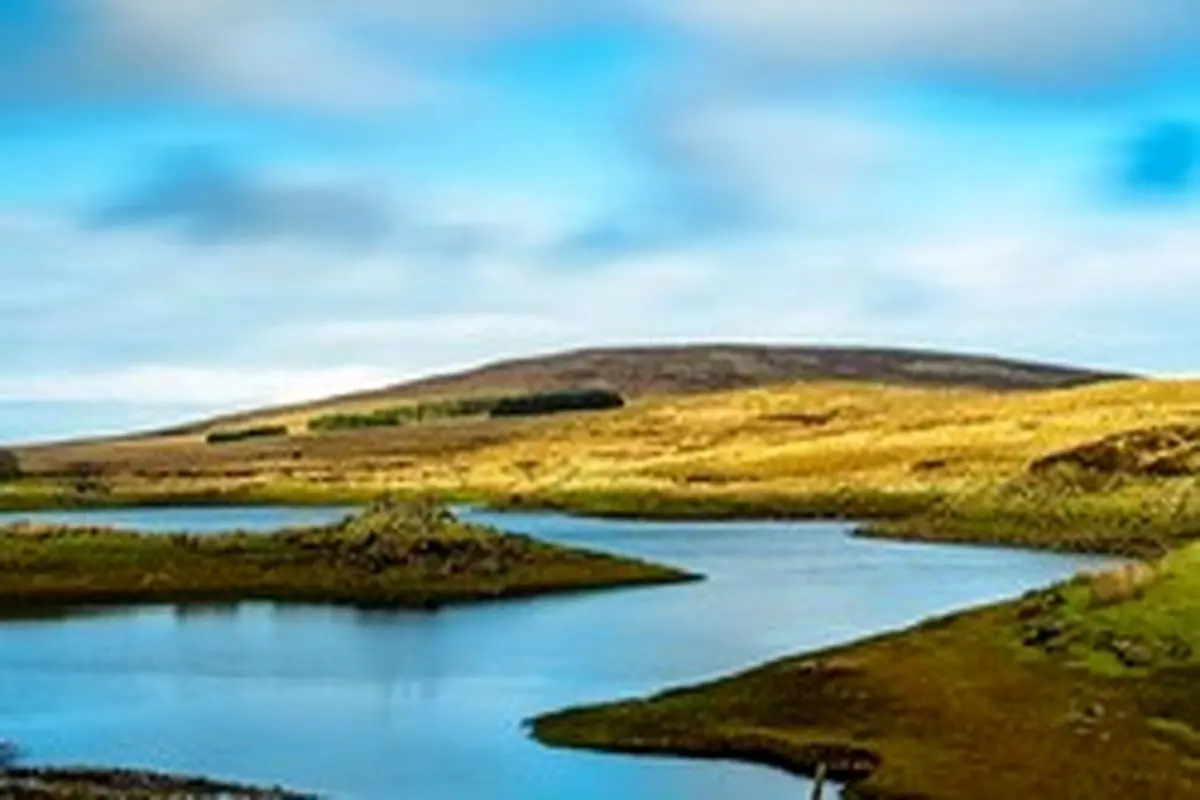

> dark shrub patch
[489,389,625,418]
[0,449,21,482]
[308,397,503,433]
[205,425,289,445]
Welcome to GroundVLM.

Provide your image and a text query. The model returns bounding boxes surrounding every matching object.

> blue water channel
[0,506,1113,799]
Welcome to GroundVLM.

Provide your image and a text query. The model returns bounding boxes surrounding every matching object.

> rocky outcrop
[1030,425,1200,480]
[1015,586,1193,671]
[272,497,543,577]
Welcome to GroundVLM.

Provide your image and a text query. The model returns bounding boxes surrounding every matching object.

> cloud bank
[3,1,1200,442]
[6,0,1200,111]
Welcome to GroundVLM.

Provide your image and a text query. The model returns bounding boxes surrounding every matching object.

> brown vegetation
[1087,562,1161,607]
[1030,424,1200,480]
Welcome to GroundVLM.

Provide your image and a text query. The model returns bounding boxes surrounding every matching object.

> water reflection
[172,603,244,621]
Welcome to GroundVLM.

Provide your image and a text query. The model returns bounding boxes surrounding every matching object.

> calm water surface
[0,506,1114,799]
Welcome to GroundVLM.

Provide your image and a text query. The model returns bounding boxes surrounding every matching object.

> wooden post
[811,762,828,800]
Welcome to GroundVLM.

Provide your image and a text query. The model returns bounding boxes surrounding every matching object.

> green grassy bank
[534,545,1200,798]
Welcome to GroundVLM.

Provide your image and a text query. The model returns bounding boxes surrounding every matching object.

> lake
[0,506,1114,799]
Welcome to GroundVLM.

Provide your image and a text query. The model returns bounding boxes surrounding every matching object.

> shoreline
[850,522,1160,558]
[0,481,934,518]
[531,558,1200,799]
[0,482,1171,560]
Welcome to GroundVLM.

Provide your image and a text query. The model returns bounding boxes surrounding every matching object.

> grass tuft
[1087,562,1161,608]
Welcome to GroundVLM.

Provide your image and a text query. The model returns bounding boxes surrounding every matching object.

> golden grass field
[8,376,1200,553]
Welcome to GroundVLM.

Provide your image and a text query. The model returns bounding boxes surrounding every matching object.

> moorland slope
[98,344,1127,442]
[16,376,1200,554]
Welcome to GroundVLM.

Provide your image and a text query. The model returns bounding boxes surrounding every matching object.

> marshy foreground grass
[534,547,1200,798]
[0,767,311,799]
[0,498,694,611]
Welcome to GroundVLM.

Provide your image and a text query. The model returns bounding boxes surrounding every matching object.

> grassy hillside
[533,549,1200,799]
[16,373,1200,554]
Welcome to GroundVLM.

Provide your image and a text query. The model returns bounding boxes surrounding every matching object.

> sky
[3,1,1200,442]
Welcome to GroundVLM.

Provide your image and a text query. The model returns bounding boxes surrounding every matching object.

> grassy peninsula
[534,549,1200,798]
[0,498,694,612]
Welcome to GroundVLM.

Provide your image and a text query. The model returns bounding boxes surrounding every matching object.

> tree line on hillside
[205,425,290,445]
[198,390,628,444]
[489,389,625,417]
[306,389,625,434]
[308,396,504,433]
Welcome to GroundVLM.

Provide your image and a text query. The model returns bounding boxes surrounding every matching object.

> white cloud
[0,365,395,406]
[55,0,583,111]
[2,202,1199,425]
[651,94,909,225]
[890,212,1200,306]
[84,0,427,111]
[25,0,1198,114]
[5,130,1200,436]
[641,0,1200,90]
[295,314,564,349]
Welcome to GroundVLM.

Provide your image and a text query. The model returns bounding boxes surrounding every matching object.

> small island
[533,546,1200,798]
[0,498,696,612]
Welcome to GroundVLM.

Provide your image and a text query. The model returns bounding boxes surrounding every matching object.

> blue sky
[3,1,1200,442]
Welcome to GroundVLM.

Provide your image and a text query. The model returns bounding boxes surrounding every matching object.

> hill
[322,344,1125,398]
[147,344,1128,439]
